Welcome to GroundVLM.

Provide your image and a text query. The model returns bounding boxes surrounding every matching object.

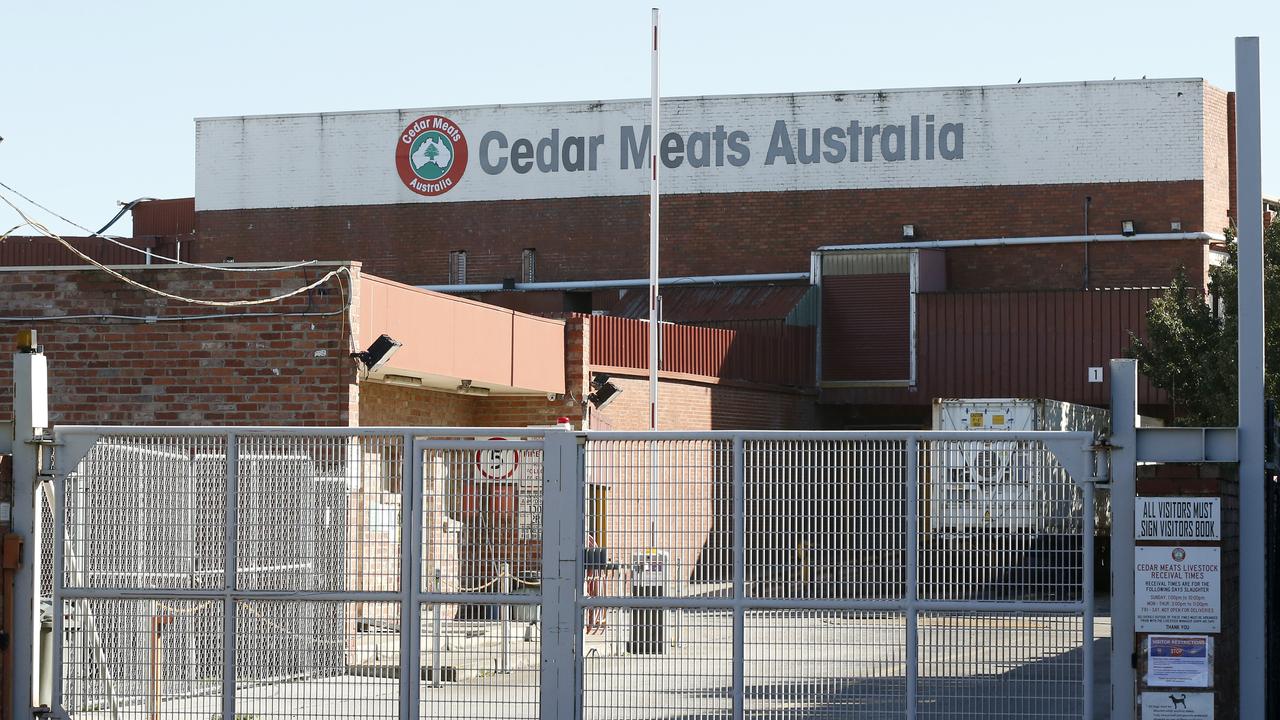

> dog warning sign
[1140,691,1212,719]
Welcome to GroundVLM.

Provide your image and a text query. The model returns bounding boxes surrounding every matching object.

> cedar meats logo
[396,115,468,196]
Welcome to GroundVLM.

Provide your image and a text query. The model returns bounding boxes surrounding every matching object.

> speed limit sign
[476,438,519,480]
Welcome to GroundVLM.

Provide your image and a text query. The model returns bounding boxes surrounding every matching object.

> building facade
[170,78,1236,424]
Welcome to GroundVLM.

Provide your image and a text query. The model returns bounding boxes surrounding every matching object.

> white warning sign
[475,437,544,540]
[1135,546,1221,632]
[1141,691,1212,719]
[1136,497,1220,541]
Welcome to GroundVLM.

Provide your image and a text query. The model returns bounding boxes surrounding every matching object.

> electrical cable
[95,197,150,236]
[0,191,350,307]
[0,308,348,323]
[0,179,318,272]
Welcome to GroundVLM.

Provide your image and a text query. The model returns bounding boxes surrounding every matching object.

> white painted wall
[195,79,1206,211]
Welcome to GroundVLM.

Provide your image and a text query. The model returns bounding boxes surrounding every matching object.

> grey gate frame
[43,425,1103,719]
[573,430,1105,720]
[44,426,558,720]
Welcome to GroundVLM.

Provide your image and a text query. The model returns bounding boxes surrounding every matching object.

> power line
[0,179,318,273]
[0,191,351,308]
[0,308,347,323]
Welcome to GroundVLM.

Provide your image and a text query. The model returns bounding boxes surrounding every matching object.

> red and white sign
[395,115,469,196]
[475,439,519,480]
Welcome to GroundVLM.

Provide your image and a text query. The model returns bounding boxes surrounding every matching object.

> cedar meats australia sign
[195,79,1208,210]
[396,115,469,196]
[394,111,962,197]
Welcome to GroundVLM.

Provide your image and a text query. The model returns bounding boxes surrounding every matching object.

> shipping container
[927,397,1108,536]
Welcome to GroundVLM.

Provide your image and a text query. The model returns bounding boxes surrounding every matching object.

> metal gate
[42,427,1104,719]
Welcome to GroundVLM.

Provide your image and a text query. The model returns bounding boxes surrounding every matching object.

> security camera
[547,393,559,401]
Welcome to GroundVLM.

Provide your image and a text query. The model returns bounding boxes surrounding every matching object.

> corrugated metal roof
[603,283,815,324]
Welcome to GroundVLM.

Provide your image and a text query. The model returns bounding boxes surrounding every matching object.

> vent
[448,250,467,284]
[821,250,912,276]
[522,248,536,283]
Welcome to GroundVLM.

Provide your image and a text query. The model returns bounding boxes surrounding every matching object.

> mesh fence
[49,431,1098,719]
[579,435,1097,719]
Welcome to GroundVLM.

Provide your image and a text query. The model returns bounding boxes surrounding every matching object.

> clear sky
[2,0,1274,237]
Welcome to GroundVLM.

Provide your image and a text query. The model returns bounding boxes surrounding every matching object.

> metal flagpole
[648,7,661,434]
[648,8,661,549]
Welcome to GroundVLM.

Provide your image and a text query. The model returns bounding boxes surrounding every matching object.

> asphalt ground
[67,609,1111,719]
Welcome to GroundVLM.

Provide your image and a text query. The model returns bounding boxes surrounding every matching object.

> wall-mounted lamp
[1121,220,1136,237]
[456,379,491,396]
[588,372,622,410]
[902,224,916,240]
[352,334,402,373]
[1170,220,1182,231]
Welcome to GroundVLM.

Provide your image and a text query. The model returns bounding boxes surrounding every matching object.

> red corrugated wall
[0,236,156,267]
[589,316,815,387]
[131,198,196,237]
[823,288,1166,406]
[821,274,911,382]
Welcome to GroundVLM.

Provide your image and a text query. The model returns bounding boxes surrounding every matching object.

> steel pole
[10,348,47,720]
[1234,35,1266,719]
[1109,359,1138,720]
[648,6,661,433]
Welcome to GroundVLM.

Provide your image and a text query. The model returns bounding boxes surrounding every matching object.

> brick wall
[0,264,358,426]
[195,180,1210,289]
[358,381,477,426]
[590,374,818,431]
[1203,84,1233,235]
[946,239,1206,292]
[1227,93,1238,225]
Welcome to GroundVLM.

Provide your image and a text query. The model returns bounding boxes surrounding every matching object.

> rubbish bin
[627,550,669,655]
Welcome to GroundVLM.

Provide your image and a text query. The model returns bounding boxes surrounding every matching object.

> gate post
[401,433,424,719]
[540,430,582,720]
[1234,36,1266,719]
[1110,359,1138,720]
[10,340,49,720]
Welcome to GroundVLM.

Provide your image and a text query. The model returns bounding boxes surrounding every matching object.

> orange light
[16,329,37,352]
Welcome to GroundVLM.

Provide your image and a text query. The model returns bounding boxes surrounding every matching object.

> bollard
[673,557,682,649]
[500,563,511,673]
[431,568,442,688]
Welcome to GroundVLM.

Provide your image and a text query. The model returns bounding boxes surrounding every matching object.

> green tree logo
[410,132,454,180]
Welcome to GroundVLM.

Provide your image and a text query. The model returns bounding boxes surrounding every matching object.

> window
[521,248,536,283]
[448,250,467,284]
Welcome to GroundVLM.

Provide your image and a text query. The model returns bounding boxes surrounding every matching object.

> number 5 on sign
[476,439,519,480]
